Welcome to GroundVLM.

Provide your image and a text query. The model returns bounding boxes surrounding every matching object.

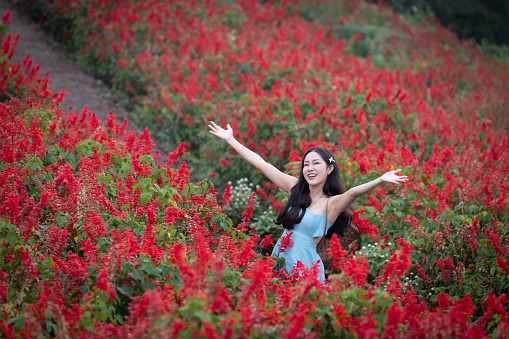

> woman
[208,121,408,282]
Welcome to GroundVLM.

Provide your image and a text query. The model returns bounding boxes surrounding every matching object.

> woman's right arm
[208,121,297,194]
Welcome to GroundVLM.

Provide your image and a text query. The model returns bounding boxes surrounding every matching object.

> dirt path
[0,0,168,156]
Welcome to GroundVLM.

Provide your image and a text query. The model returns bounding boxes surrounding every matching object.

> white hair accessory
[328,157,335,163]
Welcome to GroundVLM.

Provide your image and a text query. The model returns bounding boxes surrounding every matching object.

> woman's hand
[330,169,408,216]
[380,169,408,184]
[208,120,297,193]
[208,121,233,141]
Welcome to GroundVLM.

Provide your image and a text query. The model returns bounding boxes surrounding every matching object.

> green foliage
[251,205,281,238]
[224,178,261,225]
[355,242,391,282]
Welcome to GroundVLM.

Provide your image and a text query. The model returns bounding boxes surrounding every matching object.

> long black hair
[275,147,352,238]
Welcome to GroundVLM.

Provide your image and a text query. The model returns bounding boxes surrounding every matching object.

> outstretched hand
[208,121,233,141]
[380,169,408,184]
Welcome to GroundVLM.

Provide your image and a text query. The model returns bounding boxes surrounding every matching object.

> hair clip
[328,157,335,163]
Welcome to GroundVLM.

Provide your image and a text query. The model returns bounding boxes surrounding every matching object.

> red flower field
[1,0,509,337]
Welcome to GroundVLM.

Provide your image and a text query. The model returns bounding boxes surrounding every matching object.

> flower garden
[1,0,509,337]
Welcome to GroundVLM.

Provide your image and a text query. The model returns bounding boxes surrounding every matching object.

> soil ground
[0,0,168,156]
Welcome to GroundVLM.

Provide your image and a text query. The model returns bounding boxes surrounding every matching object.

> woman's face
[302,151,332,186]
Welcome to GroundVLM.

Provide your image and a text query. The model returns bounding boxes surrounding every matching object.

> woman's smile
[303,151,329,185]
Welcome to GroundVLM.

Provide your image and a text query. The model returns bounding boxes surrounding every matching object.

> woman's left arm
[330,169,408,214]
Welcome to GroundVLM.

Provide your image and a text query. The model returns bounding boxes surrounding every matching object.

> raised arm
[329,169,408,218]
[208,121,298,193]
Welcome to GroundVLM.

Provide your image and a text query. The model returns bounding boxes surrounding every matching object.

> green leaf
[161,264,173,277]
[118,285,134,297]
[139,177,150,189]
[79,285,88,294]
[490,266,496,276]
[194,310,212,322]
[364,206,375,215]
[133,268,145,282]
[99,311,107,322]
[201,182,209,193]
[170,275,182,287]
[45,321,57,333]
[142,282,157,290]
[114,314,124,325]
[151,166,159,177]
[29,159,42,171]
[140,191,153,204]
[412,238,425,246]
[143,264,161,277]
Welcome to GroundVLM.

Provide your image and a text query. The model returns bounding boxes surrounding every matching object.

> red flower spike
[351,207,379,235]
[326,234,347,271]
[260,234,274,249]
[277,232,294,253]
[342,255,370,288]
[222,184,232,208]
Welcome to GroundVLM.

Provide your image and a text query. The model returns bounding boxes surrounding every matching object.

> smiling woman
[208,121,408,283]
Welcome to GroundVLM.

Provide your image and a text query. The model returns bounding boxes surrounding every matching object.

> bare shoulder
[328,193,352,214]
[329,194,345,204]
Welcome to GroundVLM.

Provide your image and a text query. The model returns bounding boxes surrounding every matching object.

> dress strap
[322,197,330,215]
[309,193,324,208]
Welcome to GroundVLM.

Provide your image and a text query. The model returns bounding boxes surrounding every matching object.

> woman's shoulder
[327,193,344,202]
[326,193,351,217]
[329,191,349,200]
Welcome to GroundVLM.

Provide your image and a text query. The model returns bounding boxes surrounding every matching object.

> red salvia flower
[383,238,412,281]
[222,184,232,208]
[382,302,402,338]
[496,255,509,275]
[415,263,431,284]
[327,233,347,271]
[167,142,186,166]
[0,268,8,303]
[351,207,379,235]
[342,255,369,287]
[277,231,294,253]
[260,234,274,249]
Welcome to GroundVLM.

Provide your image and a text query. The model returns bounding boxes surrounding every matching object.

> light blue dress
[272,196,334,283]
